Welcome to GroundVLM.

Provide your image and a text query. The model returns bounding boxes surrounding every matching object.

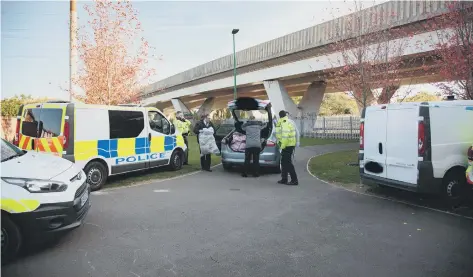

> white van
[359,100,473,201]
[1,138,90,262]
[14,102,187,191]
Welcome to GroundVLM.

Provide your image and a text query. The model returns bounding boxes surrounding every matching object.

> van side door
[147,109,173,168]
[108,109,148,174]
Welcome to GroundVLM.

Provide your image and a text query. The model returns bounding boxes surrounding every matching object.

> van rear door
[19,103,65,156]
[363,106,388,178]
[385,104,419,186]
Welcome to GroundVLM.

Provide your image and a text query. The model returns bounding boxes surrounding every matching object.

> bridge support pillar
[378,85,399,104]
[171,98,191,114]
[297,81,326,136]
[263,80,298,116]
[197,97,215,118]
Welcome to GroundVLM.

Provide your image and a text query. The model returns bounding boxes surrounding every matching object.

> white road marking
[91,191,109,195]
[306,152,473,221]
[153,189,170,193]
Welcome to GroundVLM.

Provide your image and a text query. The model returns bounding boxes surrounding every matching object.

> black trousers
[244,147,260,176]
[182,134,189,164]
[200,154,211,170]
[281,146,298,182]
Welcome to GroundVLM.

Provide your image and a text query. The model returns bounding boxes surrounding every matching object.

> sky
[1,0,437,100]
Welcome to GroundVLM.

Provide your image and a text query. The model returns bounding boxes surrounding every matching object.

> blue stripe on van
[135,137,149,154]
[97,140,111,158]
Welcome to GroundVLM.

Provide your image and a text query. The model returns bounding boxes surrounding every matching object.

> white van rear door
[385,105,419,185]
[363,106,388,178]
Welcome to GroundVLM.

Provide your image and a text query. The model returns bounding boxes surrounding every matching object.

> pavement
[3,143,473,277]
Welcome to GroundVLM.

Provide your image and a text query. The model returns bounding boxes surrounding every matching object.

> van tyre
[169,150,183,171]
[443,168,468,208]
[1,215,22,264]
[85,161,108,191]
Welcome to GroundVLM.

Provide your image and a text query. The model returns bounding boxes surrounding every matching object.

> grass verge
[308,150,359,187]
[105,138,220,188]
[300,137,357,147]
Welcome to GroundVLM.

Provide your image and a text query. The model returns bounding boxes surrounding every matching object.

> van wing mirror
[170,123,176,134]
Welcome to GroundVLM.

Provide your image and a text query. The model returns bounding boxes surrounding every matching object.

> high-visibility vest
[175,118,191,134]
[275,116,297,149]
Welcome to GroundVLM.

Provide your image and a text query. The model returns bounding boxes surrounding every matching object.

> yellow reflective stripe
[150,136,165,152]
[75,140,99,161]
[117,138,135,157]
[1,198,40,213]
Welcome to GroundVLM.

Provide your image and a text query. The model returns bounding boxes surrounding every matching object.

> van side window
[109,110,144,139]
[148,111,170,135]
[21,108,62,138]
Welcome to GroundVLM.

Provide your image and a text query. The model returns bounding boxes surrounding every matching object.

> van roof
[369,100,473,109]
[23,102,160,112]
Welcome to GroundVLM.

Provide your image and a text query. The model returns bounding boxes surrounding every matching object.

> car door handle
[378,143,383,155]
[148,133,152,146]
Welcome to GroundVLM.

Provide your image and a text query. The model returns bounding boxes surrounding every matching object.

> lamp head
[232,29,239,35]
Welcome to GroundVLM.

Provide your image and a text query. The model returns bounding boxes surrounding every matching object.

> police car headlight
[2,178,68,193]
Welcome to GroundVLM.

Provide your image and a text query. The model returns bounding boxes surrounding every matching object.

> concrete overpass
[140,0,461,119]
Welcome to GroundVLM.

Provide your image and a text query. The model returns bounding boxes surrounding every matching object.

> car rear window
[22,108,63,138]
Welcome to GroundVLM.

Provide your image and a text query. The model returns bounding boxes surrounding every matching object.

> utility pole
[69,0,77,102]
[231,29,239,100]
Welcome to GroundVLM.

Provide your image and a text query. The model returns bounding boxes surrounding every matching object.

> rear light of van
[359,122,364,150]
[468,146,473,161]
[13,117,21,146]
[63,121,70,149]
[418,121,426,156]
[266,140,276,147]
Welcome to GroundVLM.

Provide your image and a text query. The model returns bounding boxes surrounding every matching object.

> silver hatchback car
[220,97,281,172]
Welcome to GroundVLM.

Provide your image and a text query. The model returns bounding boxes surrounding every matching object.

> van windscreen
[21,108,63,138]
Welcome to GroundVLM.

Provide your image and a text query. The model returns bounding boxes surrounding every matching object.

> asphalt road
[3,143,473,277]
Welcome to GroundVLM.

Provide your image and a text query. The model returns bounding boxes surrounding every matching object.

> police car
[1,138,90,262]
[14,102,187,191]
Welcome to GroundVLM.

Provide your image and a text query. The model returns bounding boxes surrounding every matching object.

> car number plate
[80,192,89,207]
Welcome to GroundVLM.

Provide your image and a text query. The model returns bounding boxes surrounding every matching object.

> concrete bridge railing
[142,0,450,97]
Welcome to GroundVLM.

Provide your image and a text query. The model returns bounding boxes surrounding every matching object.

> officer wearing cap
[275,110,299,185]
[174,111,192,165]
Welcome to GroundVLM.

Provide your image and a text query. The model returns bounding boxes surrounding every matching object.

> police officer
[174,111,192,165]
[275,110,298,186]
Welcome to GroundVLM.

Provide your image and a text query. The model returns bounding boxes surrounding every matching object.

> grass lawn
[105,137,220,188]
[300,137,357,147]
[308,150,359,186]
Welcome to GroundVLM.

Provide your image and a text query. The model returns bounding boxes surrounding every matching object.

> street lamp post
[232,29,239,100]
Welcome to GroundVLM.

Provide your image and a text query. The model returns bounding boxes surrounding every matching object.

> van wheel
[85,161,108,191]
[443,168,468,207]
[169,150,183,171]
[1,215,22,264]
[222,162,232,171]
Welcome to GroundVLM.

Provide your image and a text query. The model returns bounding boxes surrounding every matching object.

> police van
[1,138,90,262]
[13,102,187,191]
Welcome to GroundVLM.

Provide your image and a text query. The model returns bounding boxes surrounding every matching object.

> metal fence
[211,115,361,140]
[293,115,361,140]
